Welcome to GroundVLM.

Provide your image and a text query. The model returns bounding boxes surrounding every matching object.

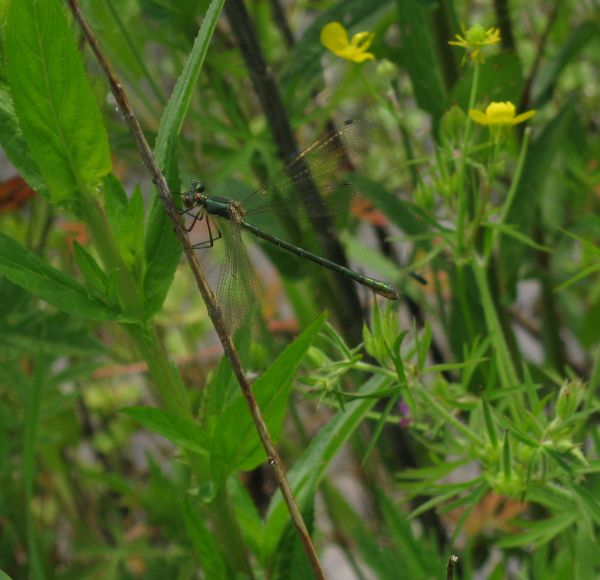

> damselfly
[178,120,419,331]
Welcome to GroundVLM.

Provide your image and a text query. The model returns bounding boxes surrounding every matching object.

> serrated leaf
[5,0,111,205]
[0,233,119,321]
[0,83,47,197]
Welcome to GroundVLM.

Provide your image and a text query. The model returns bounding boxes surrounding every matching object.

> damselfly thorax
[181,181,246,248]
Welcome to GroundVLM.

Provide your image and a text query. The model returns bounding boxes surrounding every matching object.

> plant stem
[456,60,480,257]
[128,324,190,417]
[488,127,532,261]
[471,256,520,404]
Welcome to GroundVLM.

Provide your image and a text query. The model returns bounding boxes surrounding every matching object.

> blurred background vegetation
[1,0,599,578]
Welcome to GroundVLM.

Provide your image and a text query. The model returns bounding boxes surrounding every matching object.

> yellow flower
[469,102,536,126]
[320,22,375,63]
[448,24,501,62]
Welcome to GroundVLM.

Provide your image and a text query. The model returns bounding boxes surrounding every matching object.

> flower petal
[511,110,536,125]
[320,22,350,56]
[468,109,491,125]
[351,51,375,63]
[352,31,374,51]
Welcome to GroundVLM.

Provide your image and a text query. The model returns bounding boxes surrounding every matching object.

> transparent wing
[215,219,259,335]
[242,119,367,218]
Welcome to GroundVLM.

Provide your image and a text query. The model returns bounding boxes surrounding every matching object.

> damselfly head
[182,181,207,209]
[192,180,206,194]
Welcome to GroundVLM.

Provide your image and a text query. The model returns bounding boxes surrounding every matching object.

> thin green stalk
[454,263,476,341]
[212,486,256,579]
[471,256,520,395]
[468,138,500,250]
[354,361,399,380]
[416,385,482,445]
[456,60,480,257]
[127,324,190,417]
[487,127,532,261]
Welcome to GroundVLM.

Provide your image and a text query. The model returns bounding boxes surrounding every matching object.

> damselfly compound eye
[193,181,206,194]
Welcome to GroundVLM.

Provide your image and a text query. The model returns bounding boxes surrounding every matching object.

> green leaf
[153,0,225,168]
[484,222,553,252]
[270,499,315,580]
[104,175,145,267]
[378,491,443,577]
[210,312,327,481]
[500,103,574,288]
[182,496,231,579]
[263,373,391,556]
[227,477,264,555]
[144,0,224,319]
[555,263,600,292]
[0,310,103,356]
[496,513,576,548]
[351,175,436,237]
[0,83,47,197]
[73,241,108,297]
[343,232,408,283]
[0,233,119,321]
[5,0,111,205]
[395,0,447,125]
[22,351,49,580]
[533,21,600,107]
[396,458,471,482]
[121,406,208,456]
[143,195,182,319]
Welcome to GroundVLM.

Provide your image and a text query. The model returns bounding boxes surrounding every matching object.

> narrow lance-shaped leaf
[143,0,225,319]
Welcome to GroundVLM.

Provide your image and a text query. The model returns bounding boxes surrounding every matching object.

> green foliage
[5,0,111,206]
[0,233,119,321]
[1,0,599,578]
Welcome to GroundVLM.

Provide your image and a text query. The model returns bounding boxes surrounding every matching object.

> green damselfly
[178,120,420,331]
